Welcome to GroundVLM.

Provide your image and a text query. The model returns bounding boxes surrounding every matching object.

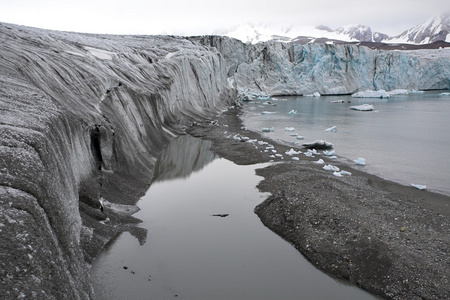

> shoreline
[187,106,450,299]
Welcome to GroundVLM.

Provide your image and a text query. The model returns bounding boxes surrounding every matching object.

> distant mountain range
[215,14,450,45]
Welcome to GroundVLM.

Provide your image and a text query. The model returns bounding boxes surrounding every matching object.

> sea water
[242,91,450,196]
[91,135,379,300]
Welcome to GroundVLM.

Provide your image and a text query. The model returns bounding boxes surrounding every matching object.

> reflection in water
[91,134,380,300]
[151,135,218,183]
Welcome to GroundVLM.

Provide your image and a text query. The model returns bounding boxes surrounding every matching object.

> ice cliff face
[193,37,450,96]
[0,23,233,299]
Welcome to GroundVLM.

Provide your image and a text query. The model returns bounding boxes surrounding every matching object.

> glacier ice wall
[0,23,234,299]
[192,37,450,95]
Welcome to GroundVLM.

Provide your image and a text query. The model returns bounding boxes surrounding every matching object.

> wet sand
[187,107,450,300]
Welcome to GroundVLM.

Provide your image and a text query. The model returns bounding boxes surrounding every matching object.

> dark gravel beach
[187,106,450,300]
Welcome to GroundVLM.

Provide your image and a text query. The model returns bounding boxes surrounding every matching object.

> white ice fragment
[314,159,325,164]
[411,184,427,190]
[305,92,321,97]
[387,89,410,96]
[351,90,390,98]
[354,158,366,165]
[304,151,313,157]
[257,95,271,100]
[323,164,340,171]
[288,110,297,115]
[296,136,305,140]
[339,170,352,176]
[350,104,374,111]
[258,141,268,145]
[262,127,275,132]
[292,157,300,161]
[285,148,300,156]
[275,154,283,157]
[331,99,345,103]
[285,127,295,131]
[325,126,337,132]
[440,92,450,96]
[333,171,343,177]
[323,150,336,156]
[261,111,276,115]
[271,149,277,153]
[269,155,275,158]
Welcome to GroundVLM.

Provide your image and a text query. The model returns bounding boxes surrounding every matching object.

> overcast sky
[0,0,447,36]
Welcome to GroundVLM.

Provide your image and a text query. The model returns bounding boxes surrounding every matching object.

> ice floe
[440,92,450,96]
[313,159,325,164]
[292,157,300,161]
[350,104,374,111]
[411,184,427,190]
[323,150,336,156]
[288,110,297,115]
[325,126,337,132]
[305,92,321,97]
[285,127,295,131]
[352,90,390,98]
[323,164,340,171]
[262,127,275,132]
[353,158,366,165]
[285,148,301,155]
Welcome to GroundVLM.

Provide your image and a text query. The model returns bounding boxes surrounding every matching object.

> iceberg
[323,150,336,156]
[313,159,325,164]
[325,126,337,132]
[350,104,374,111]
[354,158,366,165]
[440,92,450,96]
[352,90,390,98]
[302,140,333,149]
[323,164,340,171]
[292,157,300,161]
[411,184,427,190]
[257,95,272,100]
[288,110,297,115]
[262,127,275,132]
[285,127,295,131]
[296,136,305,140]
[387,89,410,96]
[305,92,321,97]
[285,148,301,155]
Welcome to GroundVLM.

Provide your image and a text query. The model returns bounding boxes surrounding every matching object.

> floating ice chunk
[290,133,299,136]
[275,154,283,157]
[323,164,340,171]
[262,127,275,132]
[288,110,297,115]
[266,145,274,150]
[333,171,343,177]
[339,170,352,176]
[296,136,305,140]
[323,150,336,156]
[387,89,410,96]
[292,157,300,161]
[305,92,321,97]
[285,127,295,131]
[258,141,268,145]
[350,104,374,111]
[331,99,345,103]
[354,158,366,165]
[271,149,277,153]
[261,111,276,115]
[246,139,257,143]
[303,140,333,149]
[440,92,450,96]
[269,155,275,158]
[325,126,337,132]
[304,151,313,157]
[309,149,318,155]
[257,95,271,100]
[285,148,300,156]
[410,90,425,94]
[314,159,325,164]
[411,184,427,190]
[352,90,390,98]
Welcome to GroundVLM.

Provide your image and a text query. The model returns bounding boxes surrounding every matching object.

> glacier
[1,22,450,299]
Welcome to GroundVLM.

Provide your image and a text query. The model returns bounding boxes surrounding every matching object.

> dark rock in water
[302,140,334,150]
[212,214,229,217]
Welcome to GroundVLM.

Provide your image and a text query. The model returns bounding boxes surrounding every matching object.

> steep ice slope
[0,23,234,299]
[388,14,450,44]
[194,37,450,95]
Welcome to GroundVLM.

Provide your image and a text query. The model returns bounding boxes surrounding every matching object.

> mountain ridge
[216,14,450,44]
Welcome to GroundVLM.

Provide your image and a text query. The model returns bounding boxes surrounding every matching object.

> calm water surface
[242,91,450,196]
[91,135,379,300]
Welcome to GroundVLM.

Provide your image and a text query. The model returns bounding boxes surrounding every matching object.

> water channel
[91,135,379,299]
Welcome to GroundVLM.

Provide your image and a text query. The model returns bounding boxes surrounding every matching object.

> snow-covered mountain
[387,13,450,44]
[216,14,449,45]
